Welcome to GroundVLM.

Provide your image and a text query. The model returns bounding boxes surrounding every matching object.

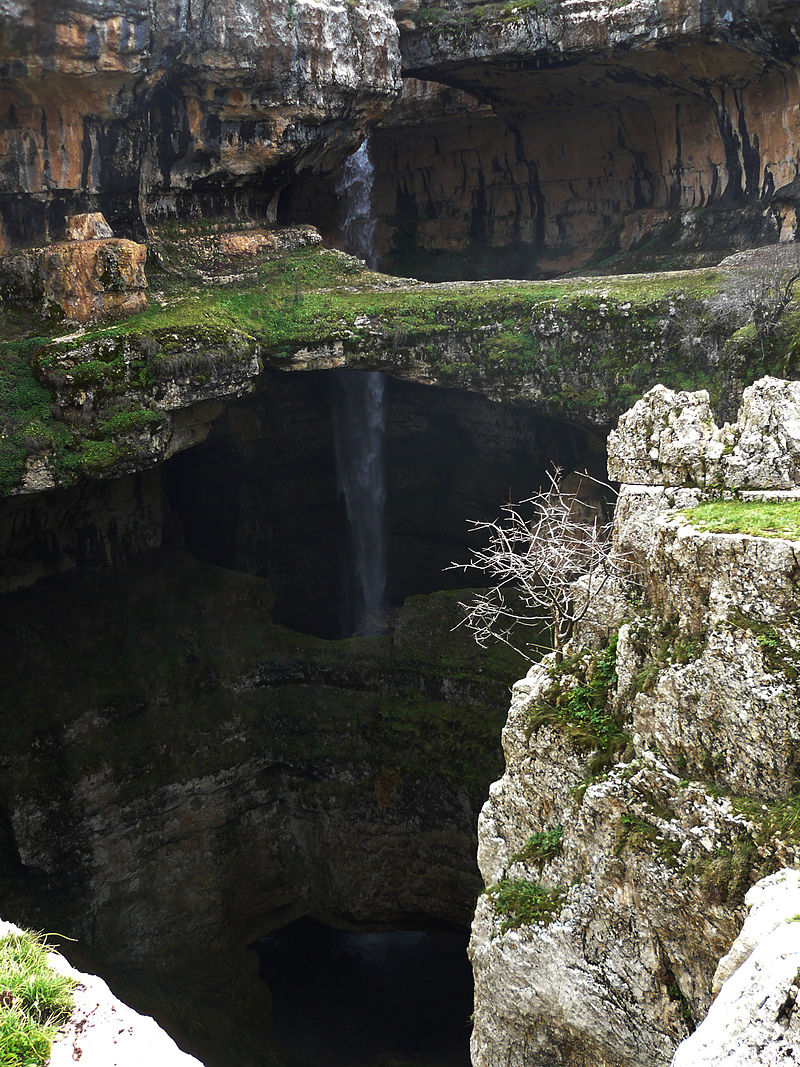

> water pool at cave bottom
[255,918,473,1066]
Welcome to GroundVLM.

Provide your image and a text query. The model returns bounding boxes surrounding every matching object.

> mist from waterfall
[332,370,387,635]
[337,135,376,267]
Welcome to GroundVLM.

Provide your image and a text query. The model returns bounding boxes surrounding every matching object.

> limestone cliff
[3,0,800,279]
[470,376,800,1066]
[0,0,400,250]
[366,0,800,277]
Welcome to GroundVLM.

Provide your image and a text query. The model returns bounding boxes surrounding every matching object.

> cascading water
[336,135,376,267]
[332,370,387,635]
[332,136,387,635]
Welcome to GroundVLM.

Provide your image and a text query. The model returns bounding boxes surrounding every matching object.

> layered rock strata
[3,0,800,277]
[470,377,800,1066]
[359,0,800,276]
[0,0,400,250]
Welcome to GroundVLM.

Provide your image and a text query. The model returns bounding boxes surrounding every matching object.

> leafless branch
[450,468,623,662]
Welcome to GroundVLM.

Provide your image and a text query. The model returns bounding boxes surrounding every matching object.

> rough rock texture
[342,0,800,277]
[0,0,401,250]
[65,212,114,241]
[608,377,800,489]
[470,379,800,1067]
[0,236,148,322]
[671,869,800,1067]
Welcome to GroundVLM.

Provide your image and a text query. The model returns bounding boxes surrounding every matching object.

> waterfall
[332,370,387,635]
[337,135,376,267]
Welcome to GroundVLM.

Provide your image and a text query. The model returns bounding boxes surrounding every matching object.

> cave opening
[165,369,606,638]
[254,917,473,1067]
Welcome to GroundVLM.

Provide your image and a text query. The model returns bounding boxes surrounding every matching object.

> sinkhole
[165,369,606,638]
[254,917,473,1067]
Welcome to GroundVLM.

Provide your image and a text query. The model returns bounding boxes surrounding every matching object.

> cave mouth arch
[165,368,607,638]
[254,916,473,1066]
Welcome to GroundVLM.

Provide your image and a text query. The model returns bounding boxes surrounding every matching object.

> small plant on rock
[486,879,566,932]
[0,928,75,1067]
[509,825,564,868]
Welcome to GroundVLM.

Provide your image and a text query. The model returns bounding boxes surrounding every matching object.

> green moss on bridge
[1,235,797,495]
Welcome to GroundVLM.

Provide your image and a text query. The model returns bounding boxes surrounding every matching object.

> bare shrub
[714,245,800,356]
[451,469,622,663]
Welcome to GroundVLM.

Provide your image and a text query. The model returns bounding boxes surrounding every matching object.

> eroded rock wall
[470,378,800,1067]
[344,0,800,277]
[0,0,401,250]
[371,69,796,277]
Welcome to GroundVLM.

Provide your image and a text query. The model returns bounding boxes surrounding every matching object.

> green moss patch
[0,929,75,1067]
[3,232,798,496]
[509,825,563,868]
[684,500,800,540]
[485,879,566,932]
[528,634,629,771]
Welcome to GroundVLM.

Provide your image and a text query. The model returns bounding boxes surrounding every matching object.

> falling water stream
[332,136,388,635]
[331,370,387,635]
[336,134,377,267]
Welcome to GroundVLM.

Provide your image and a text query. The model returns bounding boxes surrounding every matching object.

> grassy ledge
[683,500,800,540]
[0,928,75,1067]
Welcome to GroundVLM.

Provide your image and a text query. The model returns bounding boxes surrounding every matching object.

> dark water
[255,918,473,1066]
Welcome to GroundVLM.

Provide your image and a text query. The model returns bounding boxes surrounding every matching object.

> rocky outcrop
[470,377,800,1066]
[608,376,800,490]
[671,869,800,1067]
[0,0,401,250]
[0,213,148,322]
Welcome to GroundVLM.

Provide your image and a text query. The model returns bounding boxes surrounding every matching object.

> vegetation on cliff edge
[0,929,74,1067]
[684,499,800,540]
[2,232,799,495]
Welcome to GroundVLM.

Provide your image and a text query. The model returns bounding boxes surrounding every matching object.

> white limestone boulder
[608,377,800,490]
[607,384,722,487]
[671,869,800,1067]
[722,376,800,489]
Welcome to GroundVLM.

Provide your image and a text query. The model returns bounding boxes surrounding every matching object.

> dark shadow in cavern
[254,917,473,1066]
[165,369,606,638]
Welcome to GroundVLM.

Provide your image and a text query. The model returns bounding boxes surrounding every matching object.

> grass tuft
[0,928,75,1067]
[509,825,563,868]
[485,879,566,932]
